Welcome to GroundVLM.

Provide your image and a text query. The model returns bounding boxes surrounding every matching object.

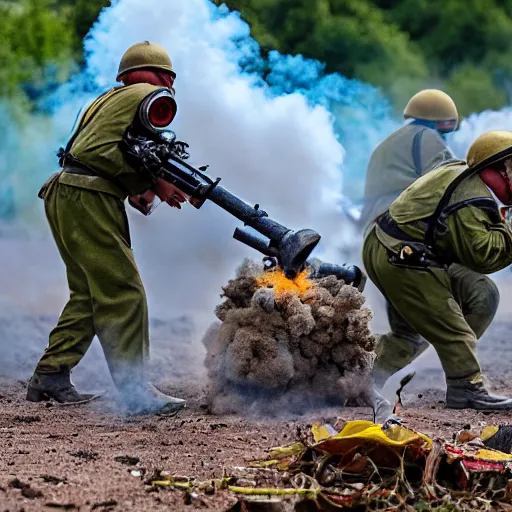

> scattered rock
[210,423,228,430]
[22,486,43,499]
[114,455,140,466]
[68,450,99,461]
[8,478,43,499]
[41,475,67,485]
[91,500,117,510]
[12,415,41,423]
[44,503,77,510]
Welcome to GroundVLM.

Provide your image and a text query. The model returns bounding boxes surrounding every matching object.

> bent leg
[448,263,499,339]
[373,302,429,386]
[363,233,481,382]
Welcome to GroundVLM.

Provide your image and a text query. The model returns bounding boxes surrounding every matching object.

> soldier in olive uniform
[27,42,187,415]
[361,90,500,421]
[364,130,512,422]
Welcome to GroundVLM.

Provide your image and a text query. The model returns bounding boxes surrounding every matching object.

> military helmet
[467,131,512,168]
[117,41,175,80]
[404,89,458,122]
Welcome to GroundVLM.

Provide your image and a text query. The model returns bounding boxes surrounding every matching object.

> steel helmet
[467,131,512,168]
[117,41,175,81]
[404,89,458,123]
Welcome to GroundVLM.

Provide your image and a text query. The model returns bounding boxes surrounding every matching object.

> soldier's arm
[446,206,512,274]
[420,130,455,176]
[125,85,185,212]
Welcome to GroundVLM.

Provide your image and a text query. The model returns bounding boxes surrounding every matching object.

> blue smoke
[263,52,399,199]
[0,0,400,225]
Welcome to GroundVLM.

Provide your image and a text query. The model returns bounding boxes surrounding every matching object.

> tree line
[3,0,512,117]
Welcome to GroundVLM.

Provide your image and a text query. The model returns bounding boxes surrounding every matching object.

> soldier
[364,130,512,422]
[360,90,500,421]
[27,41,187,415]
[361,89,458,234]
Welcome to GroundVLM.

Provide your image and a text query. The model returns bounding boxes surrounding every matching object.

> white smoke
[0,0,358,380]
[81,0,348,321]
[6,0,512,384]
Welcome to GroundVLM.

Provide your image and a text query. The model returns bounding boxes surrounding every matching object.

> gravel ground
[2,273,512,511]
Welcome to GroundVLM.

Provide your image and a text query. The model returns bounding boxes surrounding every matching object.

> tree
[0,0,75,98]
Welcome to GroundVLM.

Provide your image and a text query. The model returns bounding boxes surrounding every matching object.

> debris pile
[151,420,512,511]
[202,259,377,414]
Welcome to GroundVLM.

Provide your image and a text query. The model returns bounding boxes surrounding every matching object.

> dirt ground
[2,317,512,512]
[3,272,512,511]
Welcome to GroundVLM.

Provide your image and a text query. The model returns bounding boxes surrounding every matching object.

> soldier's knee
[477,276,500,317]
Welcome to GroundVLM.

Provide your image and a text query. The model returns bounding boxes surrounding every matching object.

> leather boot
[119,381,186,416]
[446,381,512,411]
[26,370,103,405]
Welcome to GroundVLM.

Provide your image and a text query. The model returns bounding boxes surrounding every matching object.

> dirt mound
[203,259,377,415]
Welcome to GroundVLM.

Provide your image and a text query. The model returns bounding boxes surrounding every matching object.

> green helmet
[404,89,458,123]
[467,130,512,168]
[117,41,175,81]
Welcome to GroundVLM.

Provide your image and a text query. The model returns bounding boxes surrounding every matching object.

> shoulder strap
[59,87,124,164]
[434,197,500,238]
[424,145,512,248]
[412,128,426,176]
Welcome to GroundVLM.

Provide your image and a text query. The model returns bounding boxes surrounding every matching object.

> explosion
[202,259,377,415]
[256,267,313,297]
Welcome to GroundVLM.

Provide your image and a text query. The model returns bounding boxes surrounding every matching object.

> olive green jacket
[361,123,454,234]
[375,161,512,274]
[60,83,162,197]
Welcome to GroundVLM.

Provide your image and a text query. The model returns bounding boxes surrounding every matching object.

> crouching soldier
[364,131,512,421]
[27,42,187,415]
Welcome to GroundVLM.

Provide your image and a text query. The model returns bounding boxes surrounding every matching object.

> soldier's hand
[129,190,157,216]
[153,178,187,209]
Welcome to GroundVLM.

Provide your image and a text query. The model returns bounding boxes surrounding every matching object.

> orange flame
[257,267,313,297]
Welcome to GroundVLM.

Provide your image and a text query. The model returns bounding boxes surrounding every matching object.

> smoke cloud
[2,0,512,390]
[0,0,397,383]
[203,259,376,415]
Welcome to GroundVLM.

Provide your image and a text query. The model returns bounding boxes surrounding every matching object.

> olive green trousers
[363,231,499,383]
[35,176,149,388]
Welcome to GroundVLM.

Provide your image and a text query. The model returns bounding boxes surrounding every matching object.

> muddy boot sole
[26,387,51,402]
[156,401,187,417]
[446,391,512,411]
[26,386,105,405]
[446,401,512,411]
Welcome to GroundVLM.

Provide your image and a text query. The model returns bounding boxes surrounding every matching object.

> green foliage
[1,0,512,117]
[216,0,512,116]
[0,0,110,101]
[445,64,508,115]
[0,0,75,98]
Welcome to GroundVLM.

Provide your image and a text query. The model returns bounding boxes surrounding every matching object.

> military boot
[446,381,512,411]
[119,381,186,416]
[26,370,102,404]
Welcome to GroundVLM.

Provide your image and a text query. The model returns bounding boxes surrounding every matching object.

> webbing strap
[424,145,512,248]
[412,128,426,176]
[62,87,124,157]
